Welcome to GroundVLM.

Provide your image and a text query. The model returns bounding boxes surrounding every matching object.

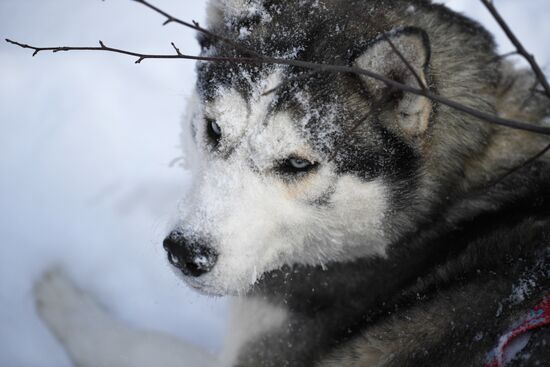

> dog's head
[163,0,491,295]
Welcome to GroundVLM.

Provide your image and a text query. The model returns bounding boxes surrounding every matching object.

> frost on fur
[171,0,550,302]
[206,0,271,28]
[176,69,390,295]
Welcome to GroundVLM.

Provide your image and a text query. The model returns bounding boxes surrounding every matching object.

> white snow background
[0,1,549,366]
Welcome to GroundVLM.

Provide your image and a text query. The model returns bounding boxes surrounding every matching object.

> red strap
[484,295,550,367]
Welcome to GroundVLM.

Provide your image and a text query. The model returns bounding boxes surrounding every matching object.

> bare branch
[6,38,188,63]
[382,33,428,91]
[519,79,541,111]
[261,70,320,96]
[498,51,520,60]
[130,0,262,58]
[6,37,550,136]
[330,89,402,161]
[489,143,550,187]
[486,51,519,65]
[171,42,183,56]
[480,0,550,99]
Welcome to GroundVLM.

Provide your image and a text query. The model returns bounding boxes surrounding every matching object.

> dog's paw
[34,268,221,367]
[34,267,106,345]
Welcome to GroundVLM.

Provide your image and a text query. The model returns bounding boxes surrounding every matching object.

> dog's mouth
[186,280,226,297]
[163,230,300,296]
[171,269,226,296]
[172,258,274,297]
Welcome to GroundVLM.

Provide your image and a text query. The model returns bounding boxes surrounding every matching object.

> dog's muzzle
[163,231,218,277]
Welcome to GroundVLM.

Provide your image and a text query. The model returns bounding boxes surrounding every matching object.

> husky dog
[36,0,550,366]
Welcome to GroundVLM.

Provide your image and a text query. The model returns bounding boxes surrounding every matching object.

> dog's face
[165,1,433,295]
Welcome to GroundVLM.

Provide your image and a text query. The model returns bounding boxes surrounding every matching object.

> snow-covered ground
[0,1,548,366]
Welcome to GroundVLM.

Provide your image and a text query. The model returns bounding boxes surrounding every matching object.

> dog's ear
[355,27,432,136]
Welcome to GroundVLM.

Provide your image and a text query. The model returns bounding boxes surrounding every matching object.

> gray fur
[26,2,550,367]
[184,0,550,366]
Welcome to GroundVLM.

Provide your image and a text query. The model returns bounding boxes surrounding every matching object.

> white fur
[220,297,287,366]
[175,71,390,295]
[34,269,219,367]
[34,269,285,367]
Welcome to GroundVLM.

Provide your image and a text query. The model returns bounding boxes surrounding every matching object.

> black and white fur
[36,0,550,366]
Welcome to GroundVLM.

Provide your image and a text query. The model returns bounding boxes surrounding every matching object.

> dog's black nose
[163,231,218,277]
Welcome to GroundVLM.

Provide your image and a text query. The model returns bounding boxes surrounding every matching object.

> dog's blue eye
[277,157,318,175]
[289,158,311,170]
[206,118,222,145]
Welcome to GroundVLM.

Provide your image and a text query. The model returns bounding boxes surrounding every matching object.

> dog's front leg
[34,268,220,367]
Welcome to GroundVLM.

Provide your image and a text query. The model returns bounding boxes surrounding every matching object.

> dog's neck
[234,161,550,367]
[253,159,550,305]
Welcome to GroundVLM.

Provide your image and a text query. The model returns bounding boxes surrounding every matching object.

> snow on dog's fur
[34,1,550,366]
[175,70,389,295]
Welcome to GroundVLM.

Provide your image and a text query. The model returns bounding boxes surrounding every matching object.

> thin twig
[329,89,403,161]
[487,51,519,65]
[261,70,321,96]
[480,0,550,99]
[340,91,392,144]
[6,39,204,64]
[489,143,550,187]
[329,111,371,161]
[6,37,550,136]
[130,0,262,58]
[382,33,428,91]
[498,51,519,60]
[519,79,541,111]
